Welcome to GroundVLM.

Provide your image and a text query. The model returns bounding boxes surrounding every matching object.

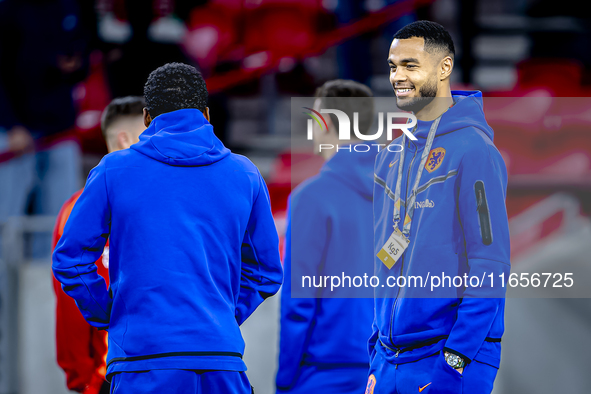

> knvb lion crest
[425,147,446,173]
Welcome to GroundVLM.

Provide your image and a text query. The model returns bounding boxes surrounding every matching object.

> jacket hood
[412,90,494,143]
[131,109,230,166]
[321,146,377,200]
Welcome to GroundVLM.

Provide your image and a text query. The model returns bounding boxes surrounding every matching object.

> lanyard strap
[392,116,442,236]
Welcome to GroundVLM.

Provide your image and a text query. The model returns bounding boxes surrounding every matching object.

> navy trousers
[277,365,369,394]
[365,345,498,394]
[110,369,252,394]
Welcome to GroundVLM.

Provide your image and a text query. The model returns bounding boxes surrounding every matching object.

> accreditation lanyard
[392,115,442,237]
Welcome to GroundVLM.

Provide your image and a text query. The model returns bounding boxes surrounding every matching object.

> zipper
[380,339,401,357]
[380,336,450,359]
[474,181,492,245]
[388,138,417,347]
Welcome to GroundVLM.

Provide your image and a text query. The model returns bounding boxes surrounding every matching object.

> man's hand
[7,125,34,154]
[456,367,463,375]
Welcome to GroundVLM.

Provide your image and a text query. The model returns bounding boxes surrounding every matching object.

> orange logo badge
[425,147,445,173]
[418,382,432,392]
[365,374,376,394]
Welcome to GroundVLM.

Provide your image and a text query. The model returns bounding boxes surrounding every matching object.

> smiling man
[367,21,510,394]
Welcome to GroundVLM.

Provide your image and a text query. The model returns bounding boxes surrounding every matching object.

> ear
[439,56,453,81]
[143,108,152,127]
[203,107,210,122]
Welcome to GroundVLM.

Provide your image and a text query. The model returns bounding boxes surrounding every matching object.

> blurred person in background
[369,21,510,394]
[0,0,90,257]
[52,96,145,394]
[52,63,283,393]
[101,0,231,148]
[103,0,190,98]
[276,80,376,394]
[334,0,416,85]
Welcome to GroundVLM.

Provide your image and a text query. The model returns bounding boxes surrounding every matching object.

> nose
[390,68,407,84]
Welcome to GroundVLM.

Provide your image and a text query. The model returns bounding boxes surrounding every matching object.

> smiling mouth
[395,88,414,97]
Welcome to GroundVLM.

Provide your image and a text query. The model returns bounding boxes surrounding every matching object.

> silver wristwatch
[444,351,465,369]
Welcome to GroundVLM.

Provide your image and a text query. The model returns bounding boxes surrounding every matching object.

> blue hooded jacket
[277,147,376,391]
[53,109,283,376]
[371,91,510,369]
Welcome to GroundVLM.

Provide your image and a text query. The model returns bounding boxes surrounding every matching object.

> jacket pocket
[474,180,492,245]
[473,340,501,369]
[431,352,463,393]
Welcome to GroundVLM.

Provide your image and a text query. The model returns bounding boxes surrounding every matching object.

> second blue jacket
[277,147,376,391]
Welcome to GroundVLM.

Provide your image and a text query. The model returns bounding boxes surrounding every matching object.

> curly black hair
[144,63,208,118]
[393,20,455,58]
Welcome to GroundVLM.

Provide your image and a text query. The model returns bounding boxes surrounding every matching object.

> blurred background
[1,0,590,393]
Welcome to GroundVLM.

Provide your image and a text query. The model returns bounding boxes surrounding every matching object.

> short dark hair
[393,20,455,58]
[101,96,146,139]
[315,79,375,135]
[144,62,208,118]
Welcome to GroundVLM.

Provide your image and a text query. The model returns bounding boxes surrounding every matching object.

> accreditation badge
[377,228,410,269]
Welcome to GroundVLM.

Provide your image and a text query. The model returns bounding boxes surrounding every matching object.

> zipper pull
[395,349,400,358]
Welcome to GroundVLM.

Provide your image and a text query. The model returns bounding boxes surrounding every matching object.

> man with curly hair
[52,63,283,393]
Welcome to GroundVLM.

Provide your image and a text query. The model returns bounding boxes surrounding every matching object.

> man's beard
[396,78,438,113]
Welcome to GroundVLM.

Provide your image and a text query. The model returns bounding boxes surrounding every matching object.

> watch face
[446,353,459,367]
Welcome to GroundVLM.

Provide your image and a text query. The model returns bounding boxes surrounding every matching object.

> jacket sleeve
[52,159,112,328]
[444,138,511,363]
[235,173,283,325]
[276,189,330,390]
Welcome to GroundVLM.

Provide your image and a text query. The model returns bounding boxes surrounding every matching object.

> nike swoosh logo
[419,382,432,392]
[389,159,399,168]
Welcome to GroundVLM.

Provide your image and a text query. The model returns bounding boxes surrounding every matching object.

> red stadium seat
[483,94,552,177]
[515,58,583,97]
[267,148,324,260]
[267,149,324,214]
[182,0,243,73]
[243,0,322,63]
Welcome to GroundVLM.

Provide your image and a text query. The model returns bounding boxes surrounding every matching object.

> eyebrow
[388,57,420,65]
